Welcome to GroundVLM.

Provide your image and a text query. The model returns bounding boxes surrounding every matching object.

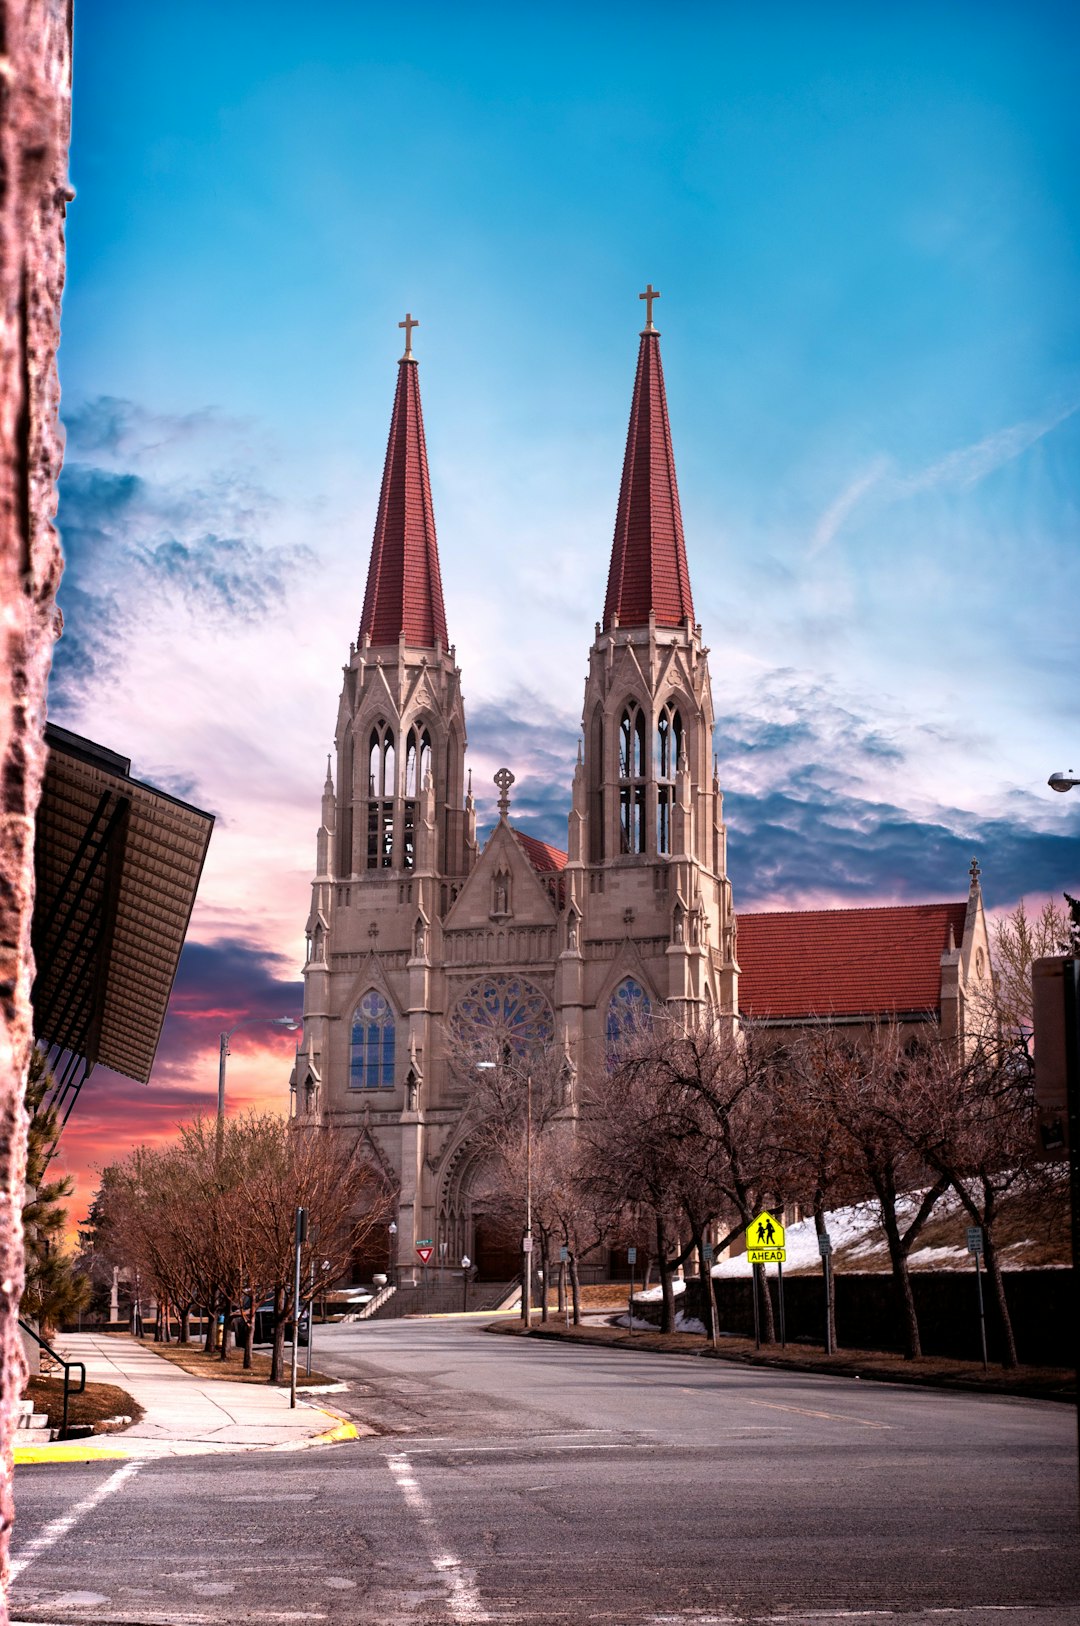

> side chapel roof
[736,902,968,1021]
[359,344,449,649]
[497,831,967,1023]
[602,320,695,631]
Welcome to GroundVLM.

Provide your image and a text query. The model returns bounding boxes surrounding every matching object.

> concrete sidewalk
[14,1333,361,1466]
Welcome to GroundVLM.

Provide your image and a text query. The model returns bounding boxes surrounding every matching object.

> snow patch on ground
[632,1279,686,1302]
[711,1203,878,1277]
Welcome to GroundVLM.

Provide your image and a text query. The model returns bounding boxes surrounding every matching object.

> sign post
[560,1245,570,1328]
[967,1226,988,1372]
[416,1239,433,1290]
[818,1231,834,1355]
[746,1211,787,1350]
[290,1206,308,1410]
[627,1246,637,1338]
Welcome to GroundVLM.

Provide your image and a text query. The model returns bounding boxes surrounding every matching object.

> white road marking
[8,1458,143,1581]
[385,1451,488,1622]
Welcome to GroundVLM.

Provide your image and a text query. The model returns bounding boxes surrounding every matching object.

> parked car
[251,1302,309,1346]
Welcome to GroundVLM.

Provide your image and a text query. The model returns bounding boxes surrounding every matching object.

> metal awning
[32,724,214,1124]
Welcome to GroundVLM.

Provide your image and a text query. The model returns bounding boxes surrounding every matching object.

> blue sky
[50,1,1080,1198]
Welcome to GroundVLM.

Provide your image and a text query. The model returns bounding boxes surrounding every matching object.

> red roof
[736,902,967,1020]
[511,828,568,874]
[359,356,449,649]
[603,329,695,632]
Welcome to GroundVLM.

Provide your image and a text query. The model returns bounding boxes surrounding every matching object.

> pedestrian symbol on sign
[746,1211,786,1265]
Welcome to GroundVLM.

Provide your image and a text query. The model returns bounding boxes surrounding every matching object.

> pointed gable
[736,902,969,1021]
[359,353,449,650]
[603,327,694,632]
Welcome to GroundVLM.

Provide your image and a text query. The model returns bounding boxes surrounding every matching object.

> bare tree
[93,1115,394,1382]
[803,1023,949,1360]
[773,1028,868,1353]
[990,895,1077,1047]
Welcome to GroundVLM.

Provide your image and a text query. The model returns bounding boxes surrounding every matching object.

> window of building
[656,704,683,856]
[618,703,647,854]
[453,975,555,1057]
[606,977,651,1047]
[367,723,395,868]
[402,723,432,869]
[349,989,396,1089]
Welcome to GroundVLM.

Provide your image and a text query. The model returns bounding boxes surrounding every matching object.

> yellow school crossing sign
[746,1211,786,1265]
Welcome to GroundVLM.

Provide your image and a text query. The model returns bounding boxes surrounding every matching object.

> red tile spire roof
[602,302,695,632]
[359,338,448,650]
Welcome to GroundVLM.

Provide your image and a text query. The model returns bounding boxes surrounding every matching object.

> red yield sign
[416,1244,434,1265]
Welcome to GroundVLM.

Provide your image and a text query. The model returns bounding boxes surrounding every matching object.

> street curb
[485,1322,1077,1404]
[12,1442,130,1466]
[14,1407,369,1466]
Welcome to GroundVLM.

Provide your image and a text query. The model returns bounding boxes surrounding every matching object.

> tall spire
[602,288,694,632]
[359,318,449,649]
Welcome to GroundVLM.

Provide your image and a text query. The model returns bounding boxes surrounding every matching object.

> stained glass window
[606,977,651,1046]
[349,990,396,1089]
[453,976,554,1055]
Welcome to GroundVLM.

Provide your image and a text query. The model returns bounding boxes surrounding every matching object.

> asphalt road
[9,1317,1080,1625]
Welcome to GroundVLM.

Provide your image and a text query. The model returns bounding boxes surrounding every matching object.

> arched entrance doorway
[437,1135,520,1283]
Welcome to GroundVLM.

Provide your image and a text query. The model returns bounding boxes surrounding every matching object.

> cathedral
[291,291,990,1283]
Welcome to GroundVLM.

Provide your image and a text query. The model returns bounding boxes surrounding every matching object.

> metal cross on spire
[494,767,515,819]
[399,311,419,359]
[639,283,660,331]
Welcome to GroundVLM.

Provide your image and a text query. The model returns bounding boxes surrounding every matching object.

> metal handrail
[19,1319,86,1437]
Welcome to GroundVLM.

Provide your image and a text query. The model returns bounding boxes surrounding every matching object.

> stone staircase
[17,1398,54,1441]
[364,1279,517,1319]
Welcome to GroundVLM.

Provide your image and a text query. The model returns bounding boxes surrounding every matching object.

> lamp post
[461,1254,471,1314]
[218,1014,300,1149]
[477,1057,533,1325]
[213,1014,299,1353]
[388,1220,397,1287]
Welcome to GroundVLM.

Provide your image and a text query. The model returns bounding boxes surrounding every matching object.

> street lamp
[212,1014,299,1356]
[218,1015,300,1141]
[461,1254,471,1314]
[388,1220,397,1287]
[1049,772,1080,793]
[477,1057,534,1325]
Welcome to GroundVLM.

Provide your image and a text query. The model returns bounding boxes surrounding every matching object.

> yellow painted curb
[311,1414,359,1445]
[14,1443,130,1466]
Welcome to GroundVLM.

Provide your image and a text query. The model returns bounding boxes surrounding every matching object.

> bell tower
[297,317,476,1276]
[565,288,737,1032]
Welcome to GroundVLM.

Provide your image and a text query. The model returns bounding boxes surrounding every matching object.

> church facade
[291,295,990,1282]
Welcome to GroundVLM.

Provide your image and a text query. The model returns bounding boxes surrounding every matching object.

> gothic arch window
[656,703,683,856]
[606,977,651,1047]
[618,702,647,854]
[588,704,605,862]
[403,722,432,869]
[453,975,554,1057]
[367,722,395,869]
[349,989,396,1089]
[338,734,354,876]
[404,723,432,797]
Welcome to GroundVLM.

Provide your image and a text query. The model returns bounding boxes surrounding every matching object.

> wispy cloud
[808,457,890,557]
[904,402,1079,495]
[807,402,1079,555]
